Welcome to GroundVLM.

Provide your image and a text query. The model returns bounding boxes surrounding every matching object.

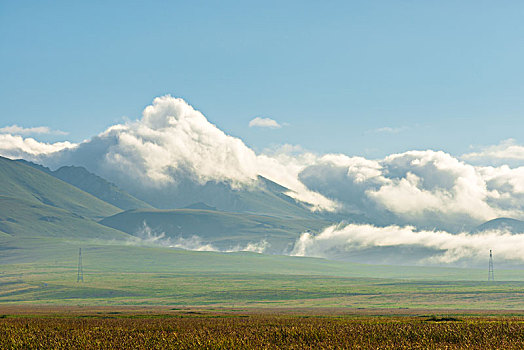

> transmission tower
[77,248,84,282]
[488,249,494,282]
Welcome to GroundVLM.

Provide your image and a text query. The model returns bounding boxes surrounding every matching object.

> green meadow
[1,236,524,310]
[1,156,523,311]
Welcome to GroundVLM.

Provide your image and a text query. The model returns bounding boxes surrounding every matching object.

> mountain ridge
[1,156,120,220]
[16,159,152,211]
[474,217,524,234]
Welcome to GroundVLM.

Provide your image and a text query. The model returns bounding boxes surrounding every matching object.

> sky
[2,1,524,265]
[1,1,524,158]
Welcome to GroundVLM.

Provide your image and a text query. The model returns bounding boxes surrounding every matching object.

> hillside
[100,208,330,253]
[0,196,130,240]
[0,156,120,220]
[16,160,152,211]
[475,217,524,234]
[103,174,322,219]
[16,159,317,220]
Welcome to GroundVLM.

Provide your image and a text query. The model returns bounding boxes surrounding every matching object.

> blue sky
[1,0,523,157]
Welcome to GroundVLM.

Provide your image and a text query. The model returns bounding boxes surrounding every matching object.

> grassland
[0,307,523,349]
[1,237,524,309]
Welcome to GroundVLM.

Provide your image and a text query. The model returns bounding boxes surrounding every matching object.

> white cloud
[225,239,270,253]
[0,134,76,160]
[249,117,282,129]
[291,223,524,264]
[1,95,523,229]
[18,95,336,211]
[462,139,524,166]
[371,126,408,134]
[131,222,269,253]
[369,151,496,221]
[0,124,68,135]
[299,150,524,230]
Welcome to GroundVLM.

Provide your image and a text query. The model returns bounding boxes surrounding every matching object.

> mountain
[16,160,152,211]
[0,156,131,240]
[0,156,120,220]
[183,202,217,210]
[0,196,129,240]
[115,175,322,219]
[100,208,330,253]
[17,159,318,219]
[474,218,524,234]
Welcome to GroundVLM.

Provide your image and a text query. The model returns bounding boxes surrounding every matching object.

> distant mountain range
[17,160,152,211]
[2,155,522,259]
[17,159,319,219]
[0,156,128,239]
[0,156,329,251]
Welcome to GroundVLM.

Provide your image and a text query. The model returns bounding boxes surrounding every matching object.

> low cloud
[225,239,270,254]
[131,222,269,253]
[249,117,282,129]
[291,223,524,265]
[0,134,76,160]
[0,124,68,135]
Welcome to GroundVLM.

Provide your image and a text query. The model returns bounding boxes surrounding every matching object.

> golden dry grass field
[1,306,523,349]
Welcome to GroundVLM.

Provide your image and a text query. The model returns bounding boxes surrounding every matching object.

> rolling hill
[16,160,152,211]
[99,208,331,253]
[2,155,524,309]
[0,156,133,242]
[98,173,324,219]
[0,156,120,220]
[0,196,129,240]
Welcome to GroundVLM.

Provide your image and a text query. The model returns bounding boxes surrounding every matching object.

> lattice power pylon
[77,248,84,282]
[488,249,494,282]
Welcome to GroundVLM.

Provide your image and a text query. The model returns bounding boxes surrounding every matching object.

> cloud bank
[0,124,68,135]
[298,151,524,230]
[291,223,524,264]
[463,139,524,166]
[133,222,269,253]
[0,95,523,231]
[0,134,76,160]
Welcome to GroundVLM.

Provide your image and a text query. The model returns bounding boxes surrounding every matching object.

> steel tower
[77,248,84,282]
[488,249,494,282]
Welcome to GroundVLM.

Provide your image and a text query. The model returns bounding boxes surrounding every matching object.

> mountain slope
[119,175,322,219]
[0,156,120,220]
[16,160,152,211]
[475,218,524,234]
[100,208,330,253]
[0,196,130,240]
[52,166,153,210]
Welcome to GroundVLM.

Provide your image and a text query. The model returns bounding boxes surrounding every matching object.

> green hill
[0,156,120,220]
[0,156,130,242]
[100,208,330,252]
[52,166,153,210]
[0,196,130,240]
[17,160,152,211]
